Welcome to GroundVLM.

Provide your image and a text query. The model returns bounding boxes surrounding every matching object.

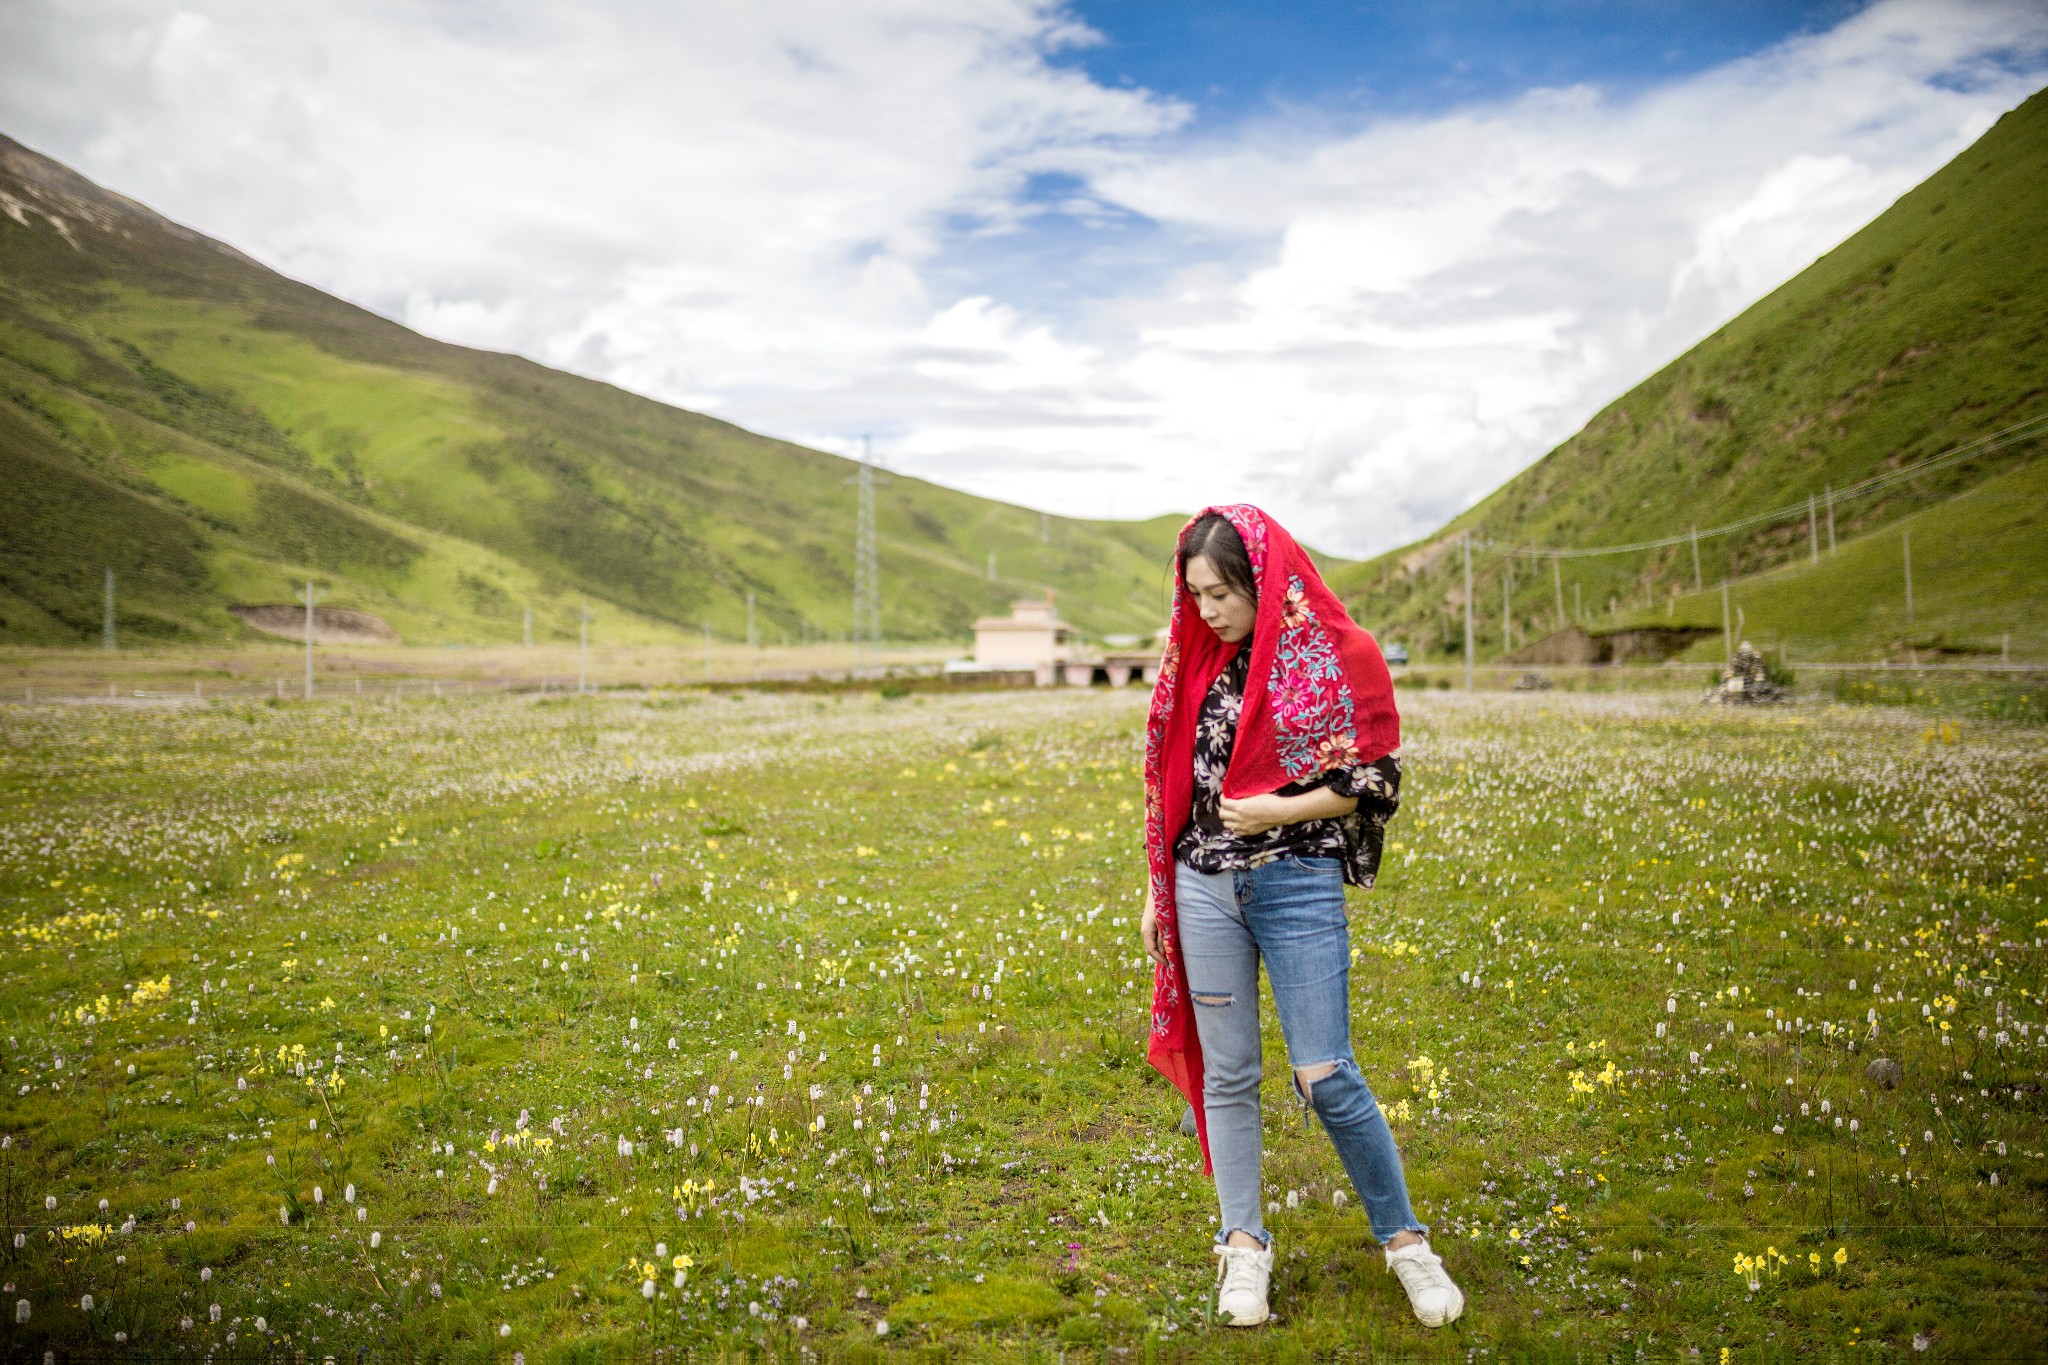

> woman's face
[1184,554,1257,644]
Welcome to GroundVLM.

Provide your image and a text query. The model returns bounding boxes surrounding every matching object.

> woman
[1138,505,1463,1329]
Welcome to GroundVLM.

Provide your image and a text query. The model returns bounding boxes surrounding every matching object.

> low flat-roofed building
[973,598,1075,683]
[967,597,1162,687]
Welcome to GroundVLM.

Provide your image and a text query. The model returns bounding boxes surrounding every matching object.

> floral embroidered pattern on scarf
[1269,574,1359,781]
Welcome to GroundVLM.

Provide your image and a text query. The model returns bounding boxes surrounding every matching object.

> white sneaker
[1212,1242,1273,1326]
[1386,1238,1464,1327]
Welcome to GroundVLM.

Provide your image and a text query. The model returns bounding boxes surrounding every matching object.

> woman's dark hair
[1178,512,1258,605]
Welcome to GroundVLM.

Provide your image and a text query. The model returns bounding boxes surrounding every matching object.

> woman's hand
[1220,787,1359,836]
[1218,793,1295,836]
[1140,887,1165,966]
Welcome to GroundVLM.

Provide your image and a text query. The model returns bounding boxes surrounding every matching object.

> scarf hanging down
[1141,504,1402,1172]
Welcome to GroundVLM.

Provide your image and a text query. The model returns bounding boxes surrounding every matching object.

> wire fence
[1469,409,2048,561]
[1395,410,2048,682]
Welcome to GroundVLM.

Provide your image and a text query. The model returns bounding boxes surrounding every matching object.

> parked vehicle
[1382,642,1409,666]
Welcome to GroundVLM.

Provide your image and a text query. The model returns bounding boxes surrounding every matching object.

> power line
[1470,411,2048,561]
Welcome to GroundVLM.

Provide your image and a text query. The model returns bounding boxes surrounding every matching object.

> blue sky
[3,0,2044,554]
[935,0,1878,328]
[1058,0,1863,123]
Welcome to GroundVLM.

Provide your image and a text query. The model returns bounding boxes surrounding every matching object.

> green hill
[1331,86,2048,664]
[0,135,1186,647]
[1665,454,2046,663]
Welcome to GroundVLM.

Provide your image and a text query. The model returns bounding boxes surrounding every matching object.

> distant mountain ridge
[0,134,1185,647]
[1329,87,2048,663]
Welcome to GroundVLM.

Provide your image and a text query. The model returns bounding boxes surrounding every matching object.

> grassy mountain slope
[1330,87,2048,662]
[1661,454,2047,662]
[0,136,1184,647]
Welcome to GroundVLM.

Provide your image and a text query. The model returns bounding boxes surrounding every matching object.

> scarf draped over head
[1141,504,1401,1170]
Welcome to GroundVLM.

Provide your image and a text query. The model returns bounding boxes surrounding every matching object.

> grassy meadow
[0,685,2043,1361]
[0,641,965,704]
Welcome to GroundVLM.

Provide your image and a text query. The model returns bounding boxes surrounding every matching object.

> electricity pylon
[848,436,888,665]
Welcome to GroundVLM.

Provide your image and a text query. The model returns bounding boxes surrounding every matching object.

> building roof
[973,617,1072,634]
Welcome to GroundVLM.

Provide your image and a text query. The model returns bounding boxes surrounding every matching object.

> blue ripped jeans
[1177,855,1427,1248]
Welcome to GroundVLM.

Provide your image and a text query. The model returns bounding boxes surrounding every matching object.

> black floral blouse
[1172,646,1401,887]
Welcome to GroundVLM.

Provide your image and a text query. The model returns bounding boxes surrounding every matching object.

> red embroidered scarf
[1142,504,1401,1170]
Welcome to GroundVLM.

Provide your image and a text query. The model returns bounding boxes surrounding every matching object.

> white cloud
[2,0,2043,556]
[1071,0,2048,551]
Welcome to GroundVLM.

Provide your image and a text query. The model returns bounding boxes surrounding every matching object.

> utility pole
[1903,530,1914,624]
[1502,555,1513,653]
[103,568,116,651]
[296,579,319,699]
[1825,484,1836,554]
[987,550,997,581]
[1462,531,1474,692]
[523,606,533,648]
[746,592,757,651]
[1690,525,1701,592]
[578,603,593,693]
[1552,559,1564,630]
[1039,513,1049,545]
[1808,494,1819,564]
[1572,583,1581,624]
[1720,580,1732,664]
